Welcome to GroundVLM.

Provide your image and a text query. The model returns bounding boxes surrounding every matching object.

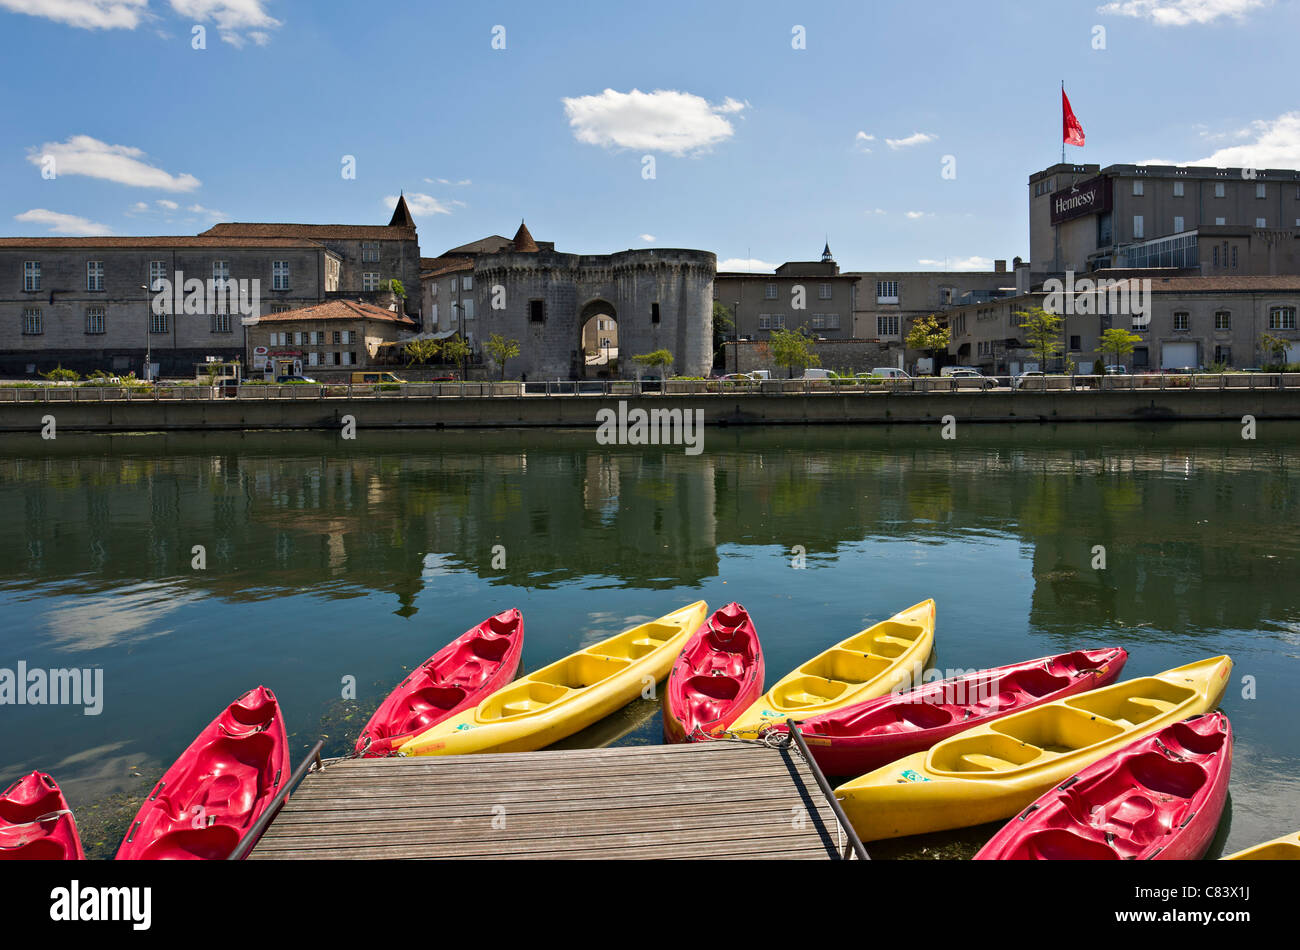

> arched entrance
[579,299,618,378]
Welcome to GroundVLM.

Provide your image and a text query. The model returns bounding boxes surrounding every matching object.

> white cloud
[639,234,655,242]
[917,256,996,270]
[186,202,228,220]
[1140,112,1300,168]
[27,135,200,191]
[562,88,744,156]
[886,132,938,150]
[15,208,111,236]
[854,131,875,153]
[425,177,472,186]
[156,198,179,210]
[0,0,148,30]
[383,193,453,217]
[717,258,776,272]
[1098,0,1271,26]
[867,208,887,215]
[169,0,281,46]
[905,211,931,219]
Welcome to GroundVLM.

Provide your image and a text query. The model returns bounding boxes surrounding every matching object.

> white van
[801,368,832,380]
[870,367,912,379]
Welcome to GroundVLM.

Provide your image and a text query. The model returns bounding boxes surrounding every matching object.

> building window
[213,260,229,283]
[150,312,169,334]
[463,298,474,319]
[1214,345,1232,365]
[1215,217,1226,226]
[331,331,341,344]
[361,242,380,263]
[826,314,840,329]
[1133,215,1144,239]
[1070,335,1081,350]
[149,260,167,291]
[1215,182,1225,198]
[363,272,381,291]
[270,304,291,314]
[764,283,777,299]
[529,299,545,323]
[462,275,473,291]
[272,261,290,290]
[87,261,104,291]
[1232,246,1238,268]
[818,283,832,300]
[1256,183,1266,199]
[22,308,42,335]
[1173,181,1184,197]
[1173,311,1189,331]
[1269,307,1297,330]
[811,314,825,329]
[211,313,232,333]
[1256,217,1267,228]
[1173,216,1184,233]
[343,351,356,366]
[651,302,661,324]
[878,315,900,336]
[772,314,785,329]
[326,258,340,293]
[23,261,40,292]
[1133,180,1144,196]
[758,314,771,330]
[85,306,105,334]
[308,352,319,366]
[1215,311,1231,330]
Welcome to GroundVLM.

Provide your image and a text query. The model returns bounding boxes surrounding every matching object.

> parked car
[946,368,998,390]
[1103,364,1128,375]
[1012,371,1046,390]
[939,365,982,377]
[275,375,318,384]
[350,371,406,384]
[870,367,912,379]
[801,368,832,380]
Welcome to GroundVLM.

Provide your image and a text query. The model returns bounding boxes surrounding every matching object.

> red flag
[1062,88,1085,147]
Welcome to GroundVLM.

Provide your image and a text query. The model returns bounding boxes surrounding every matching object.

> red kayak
[0,772,85,860]
[975,712,1233,860]
[116,686,290,860]
[785,648,1127,775]
[663,603,763,742]
[356,608,525,757]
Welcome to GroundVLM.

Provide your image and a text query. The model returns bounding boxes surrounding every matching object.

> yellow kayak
[726,600,935,738]
[1222,830,1300,860]
[398,601,708,755]
[835,654,1233,841]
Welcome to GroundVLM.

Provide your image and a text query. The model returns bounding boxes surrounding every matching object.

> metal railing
[784,719,869,861]
[3,372,1299,402]
[226,739,324,861]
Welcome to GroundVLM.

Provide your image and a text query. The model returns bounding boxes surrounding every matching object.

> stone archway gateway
[579,299,618,378]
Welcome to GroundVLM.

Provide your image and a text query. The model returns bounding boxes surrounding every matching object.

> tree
[769,327,820,378]
[631,348,674,378]
[403,337,441,367]
[1019,306,1064,371]
[441,336,472,379]
[486,333,521,379]
[388,278,407,300]
[904,314,950,372]
[1096,328,1142,369]
[712,301,735,369]
[1260,332,1292,368]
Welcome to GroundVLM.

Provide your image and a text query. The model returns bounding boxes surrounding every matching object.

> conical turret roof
[511,220,539,252]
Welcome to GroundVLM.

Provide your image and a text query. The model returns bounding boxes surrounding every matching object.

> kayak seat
[932,732,1045,772]
[896,703,953,729]
[801,650,892,686]
[0,837,70,860]
[992,705,1125,755]
[1165,717,1228,757]
[533,654,630,690]
[225,691,278,730]
[479,682,571,719]
[406,685,469,723]
[1001,668,1070,698]
[1067,680,1193,726]
[467,635,512,662]
[772,675,849,709]
[1013,828,1119,860]
[485,612,521,636]
[684,674,741,702]
[138,824,242,861]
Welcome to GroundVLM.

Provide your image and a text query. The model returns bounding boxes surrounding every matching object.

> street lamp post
[139,284,155,381]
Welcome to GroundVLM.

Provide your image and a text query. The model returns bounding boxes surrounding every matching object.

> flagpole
[1061,80,1065,164]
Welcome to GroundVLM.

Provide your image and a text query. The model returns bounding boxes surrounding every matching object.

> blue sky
[2,0,1298,271]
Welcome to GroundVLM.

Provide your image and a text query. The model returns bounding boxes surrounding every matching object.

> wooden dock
[250,741,850,860]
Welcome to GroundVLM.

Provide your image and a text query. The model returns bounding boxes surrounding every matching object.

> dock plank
[251,741,847,860]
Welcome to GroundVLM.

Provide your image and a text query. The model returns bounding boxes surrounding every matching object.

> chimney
[994,259,1007,273]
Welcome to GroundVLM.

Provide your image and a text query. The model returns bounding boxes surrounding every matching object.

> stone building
[0,197,421,377]
[422,222,715,379]
[1029,162,1300,278]
[946,274,1300,374]
[244,299,417,378]
[714,244,857,347]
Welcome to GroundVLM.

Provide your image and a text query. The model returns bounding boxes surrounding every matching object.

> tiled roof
[512,220,539,253]
[251,299,417,325]
[419,256,474,278]
[201,223,416,240]
[441,235,514,255]
[0,235,326,249]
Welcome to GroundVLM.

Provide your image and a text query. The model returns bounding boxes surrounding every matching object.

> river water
[1,422,1296,858]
